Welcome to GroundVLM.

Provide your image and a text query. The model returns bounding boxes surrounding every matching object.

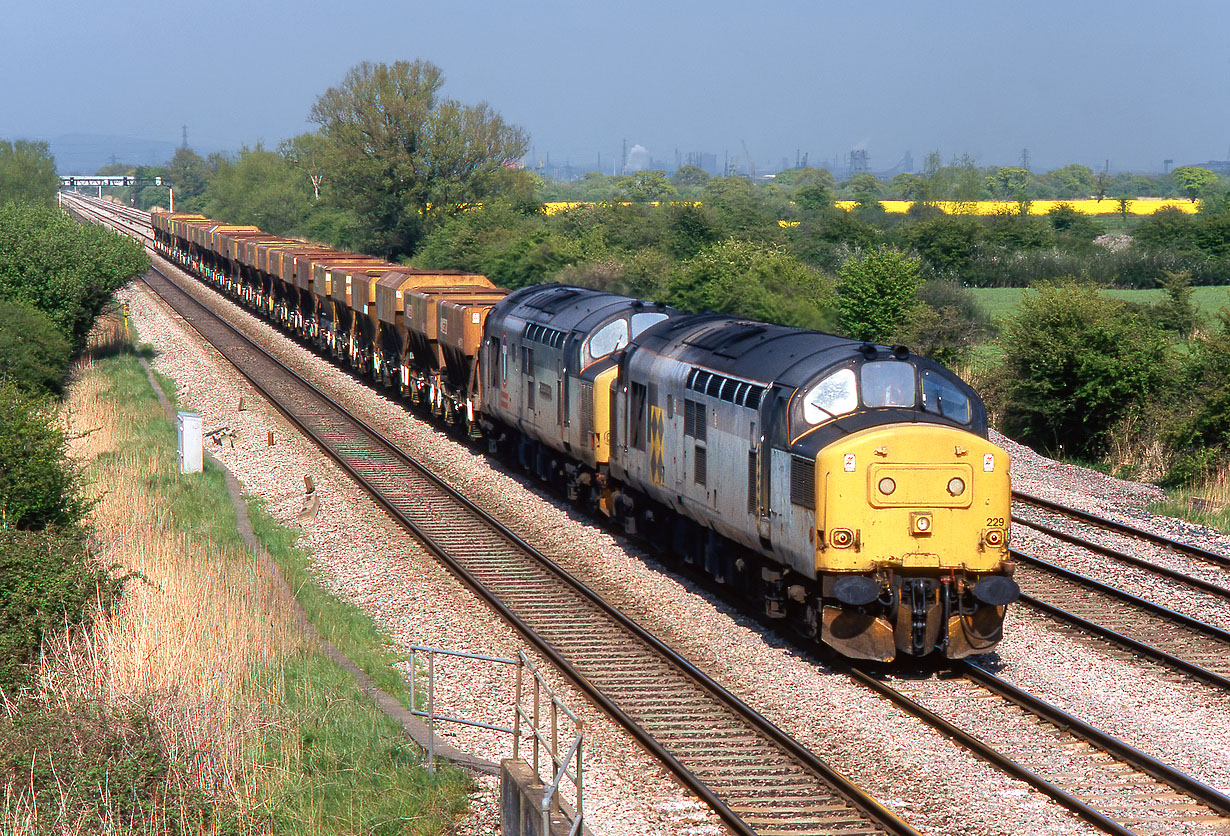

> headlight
[878,477,896,495]
[947,477,965,496]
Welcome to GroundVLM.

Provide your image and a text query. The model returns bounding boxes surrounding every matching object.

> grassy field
[1,313,471,835]
[970,285,1230,325]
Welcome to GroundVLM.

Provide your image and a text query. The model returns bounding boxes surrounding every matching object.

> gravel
[120,254,1230,836]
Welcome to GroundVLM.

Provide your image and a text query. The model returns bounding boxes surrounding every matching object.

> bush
[667,239,837,331]
[0,296,72,394]
[835,245,923,342]
[0,529,116,692]
[0,203,149,350]
[0,698,210,831]
[1046,203,1105,241]
[894,279,992,365]
[1132,206,1198,252]
[902,214,983,275]
[997,281,1169,458]
[0,383,87,531]
[1165,308,1230,484]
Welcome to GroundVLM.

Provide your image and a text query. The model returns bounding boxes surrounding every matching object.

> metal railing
[409,646,584,836]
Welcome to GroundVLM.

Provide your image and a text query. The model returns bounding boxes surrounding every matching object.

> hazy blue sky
[5,0,1228,173]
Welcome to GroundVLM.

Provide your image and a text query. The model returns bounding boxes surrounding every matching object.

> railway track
[71,193,1230,836]
[123,257,916,835]
[853,661,1230,836]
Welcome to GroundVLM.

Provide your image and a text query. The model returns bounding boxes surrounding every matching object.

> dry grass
[2,315,303,833]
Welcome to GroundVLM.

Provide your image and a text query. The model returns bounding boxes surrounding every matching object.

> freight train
[150,211,1019,661]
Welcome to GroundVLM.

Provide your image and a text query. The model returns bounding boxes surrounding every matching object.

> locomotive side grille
[791,455,816,508]
[580,382,594,437]
[684,399,708,442]
[694,444,707,486]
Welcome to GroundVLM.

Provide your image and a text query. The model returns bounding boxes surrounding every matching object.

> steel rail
[1013,549,1230,643]
[956,660,1230,815]
[1013,513,1230,599]
[839,663,1136,836]
[1014,491,1230,569]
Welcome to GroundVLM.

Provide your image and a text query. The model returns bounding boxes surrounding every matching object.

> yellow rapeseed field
[541,198,1197,217]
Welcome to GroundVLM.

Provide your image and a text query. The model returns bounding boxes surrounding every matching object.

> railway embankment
[1,311,473,834]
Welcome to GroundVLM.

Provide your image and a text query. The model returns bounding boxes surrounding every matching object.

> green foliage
[1165,309,1230,484]
[835,246,923,342]
[984,210,1056,249]
[0,527,117,692]
[0,203,149,349]
[0,297,72,394]
[895,279,992,365]
[1172,166,1219,202]
[204,145,314,234]
[1133,206,1198,251]
[0,383,88,531]
[700,176,780,239]
[1151,270,1199,336]
[310,59,528,259]
[788,208,879,270]
[0,698,209,831]
[667,239,836,331]
[1046,203,1104,241]
[998,281,1169,457]
[1047,164,1096,198]
[617,170,676,202]
[902,213,983,274]
[0,139,59,206]
[164,147,213,212]
[671,164,710,187]
[662,201,719,259]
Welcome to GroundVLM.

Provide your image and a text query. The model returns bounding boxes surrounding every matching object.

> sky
[4,0,1229,175]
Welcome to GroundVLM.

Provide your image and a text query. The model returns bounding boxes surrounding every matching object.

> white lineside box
[177,411,203,473]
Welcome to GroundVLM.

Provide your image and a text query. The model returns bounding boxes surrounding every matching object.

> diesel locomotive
[151,211,1019,661]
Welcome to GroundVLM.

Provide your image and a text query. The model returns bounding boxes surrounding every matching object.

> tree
[846,173,881,202]
[281,132,331,200]
[666,239,836,331]
[0,383,86,531]
[0,298,71,394]
[165,147,212,210]
[999,281,1168,457]
[203,145,313,235]
[671,165,710,187]
[0,140,58,206]
[902,214,983,275]
[617,170,676,202]
[986,166,1031,204]
[0,204,149,349]
[1046,203,1104,241]
[1172,166,1218,202]
[1047,164,1095,198]
[309,59,529,258]
[835,246,923,342]
[1132,206,1197,252]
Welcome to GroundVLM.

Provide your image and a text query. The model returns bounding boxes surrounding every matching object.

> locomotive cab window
[630,311,669,336]
[921,370,971,424]
[584,318,629,365]
[802,368,857,425]
[861,361,915,408]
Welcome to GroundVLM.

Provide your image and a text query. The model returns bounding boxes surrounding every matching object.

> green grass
[1147,492,1230,536]
[78,338,473,834]
[970,285,1230,326]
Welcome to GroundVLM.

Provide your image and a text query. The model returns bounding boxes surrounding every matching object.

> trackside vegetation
[2,318,472,833]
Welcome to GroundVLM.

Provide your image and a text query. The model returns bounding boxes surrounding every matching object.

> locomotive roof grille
[523,321,567,349]
[686,367,764,410]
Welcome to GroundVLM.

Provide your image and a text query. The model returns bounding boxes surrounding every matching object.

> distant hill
[43,134,228,174]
